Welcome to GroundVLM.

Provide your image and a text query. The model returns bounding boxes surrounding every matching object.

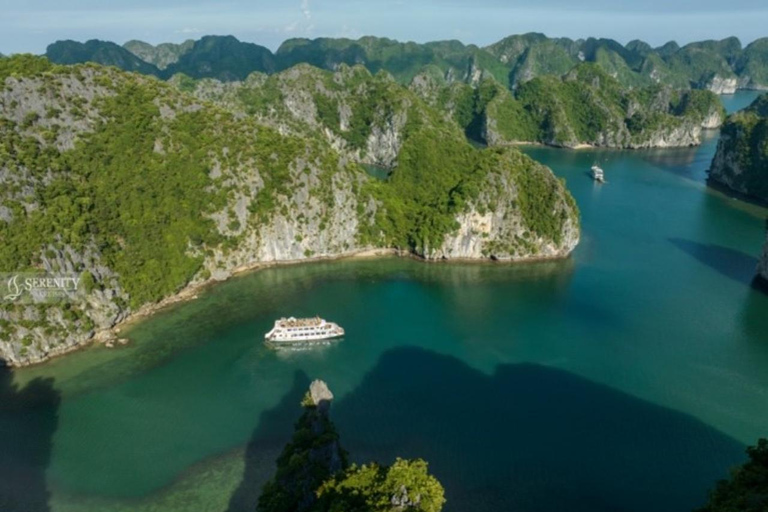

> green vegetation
[123,39,195,70]
[276,36,510,87]
[0,57,335,308]
[0,54,56,81]
[317,459,446,512]
[257,397,348,512]
[474,64,724,148]
[367,111,476,252]
[162,35,276,81]
[736,38,768,89]
[709,94,768,202]
[697,438,768,512]
[46,34,768,91]
[175,61,578,254]
[0,55,579,361]
[45,39,162,77]
[258,384,445,512]
[412,62,723,149]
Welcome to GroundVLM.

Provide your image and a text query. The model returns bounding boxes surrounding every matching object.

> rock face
[43,34,768,92]
[702,75,738,94]
[123,40,194,70]
[432,150,580,260]
[411,64,725,151]
[708,93,768,203]
[0,58,580,366]
[0,62,371,366]
[309,379,334,406]
[258,380,347,512]
[501,67,725,149]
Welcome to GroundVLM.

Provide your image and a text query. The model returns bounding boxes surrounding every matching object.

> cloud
[283,0,313,34]
[175,27,202,34]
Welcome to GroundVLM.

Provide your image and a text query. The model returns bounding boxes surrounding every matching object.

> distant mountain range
[41,33,768,93]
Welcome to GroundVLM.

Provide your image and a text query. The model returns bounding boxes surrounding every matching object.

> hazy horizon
[1,0,767,55]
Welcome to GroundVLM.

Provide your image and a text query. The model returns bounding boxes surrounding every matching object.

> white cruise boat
[264,316,345,345]
[591,165,605,183]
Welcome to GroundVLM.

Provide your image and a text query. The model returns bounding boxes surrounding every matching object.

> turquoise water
[720,90,762,112]
[362,163,392,180]
[2,91,767,512]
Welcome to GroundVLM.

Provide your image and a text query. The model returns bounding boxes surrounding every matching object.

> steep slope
[0,57,373,365]
[184,64,580,258]
[257,380,446,512]
[412,64,724,149]
[0,57,579,365]
[163,35,276,81]
[662,39,741,93]
[42,34,768,92]
[708,93,768,202]
[275,36,509,86]
[45,39,162,76]
[735,38,768,91]
[123,39,194,70]
[509,65,725,147]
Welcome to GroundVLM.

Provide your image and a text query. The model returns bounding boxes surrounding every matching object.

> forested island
[44,34,736,148]
[0,34,765,366]
[0,54,579,365]
[709,93,768,203]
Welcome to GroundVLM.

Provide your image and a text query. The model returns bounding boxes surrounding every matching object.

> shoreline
[107,246,576,332]
[705,177,768,209]
[13,246,573,369]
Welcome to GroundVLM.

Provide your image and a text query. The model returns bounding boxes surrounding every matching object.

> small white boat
[591,165,605,183]
[264,316,344,346]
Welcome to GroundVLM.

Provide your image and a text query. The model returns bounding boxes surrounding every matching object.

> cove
[2,91,767,512]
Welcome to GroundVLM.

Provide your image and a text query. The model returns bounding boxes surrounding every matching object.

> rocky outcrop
[123,40,194,70]
[431,152,580,260]
[708,94,768,203]
[428,65,727,151]
[0,65,375,366]
[702,75,738,94]
[258,380,347,512]
[0,59,580,367]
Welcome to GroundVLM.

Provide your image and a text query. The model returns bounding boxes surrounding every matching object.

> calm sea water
[2,91,767,512]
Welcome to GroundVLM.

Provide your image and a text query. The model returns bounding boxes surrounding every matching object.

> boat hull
[264,334,344,349]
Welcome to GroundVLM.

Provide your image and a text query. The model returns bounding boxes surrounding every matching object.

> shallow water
[3,91,767,512]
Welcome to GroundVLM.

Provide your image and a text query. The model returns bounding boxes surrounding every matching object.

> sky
[1,0,767,55]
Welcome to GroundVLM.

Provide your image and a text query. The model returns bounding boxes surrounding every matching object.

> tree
[697,438,768,512]
[257,381,446,512]
[317,458,446,512]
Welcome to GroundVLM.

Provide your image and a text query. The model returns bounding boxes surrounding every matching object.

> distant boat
[264,316,344,346]
[591,165,605,183]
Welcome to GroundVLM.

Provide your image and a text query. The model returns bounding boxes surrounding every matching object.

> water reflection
[334,347,745,512]
[0,360,60,512]
[640,131,720,183]
[743,279,768,341]
[669,238,759,285]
